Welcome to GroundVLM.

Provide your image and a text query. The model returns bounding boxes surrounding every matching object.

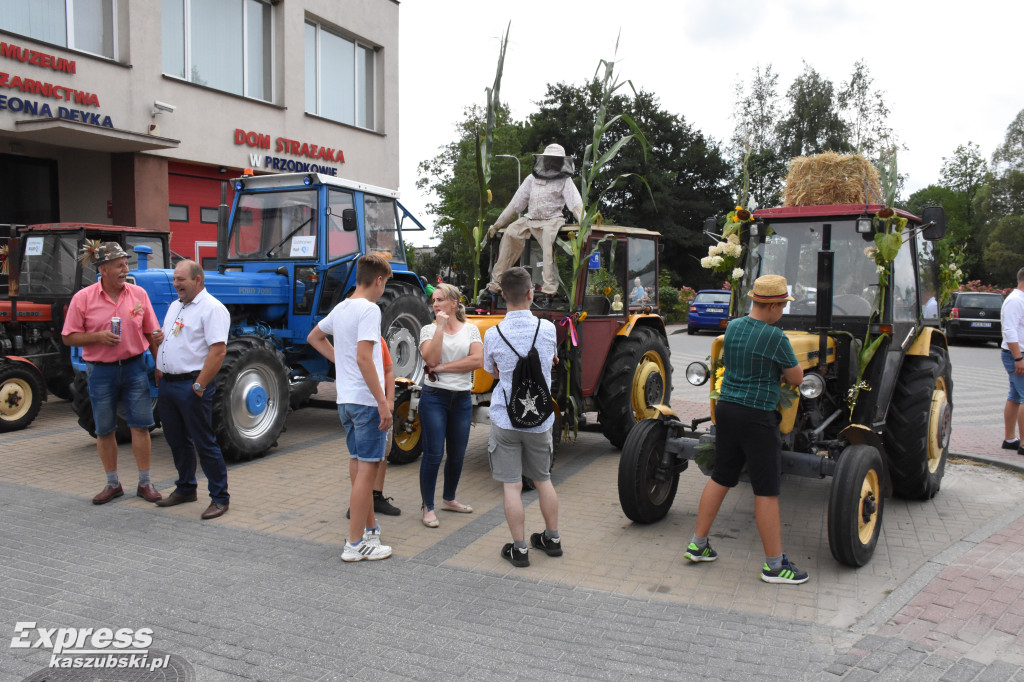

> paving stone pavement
[2,398,1024,680]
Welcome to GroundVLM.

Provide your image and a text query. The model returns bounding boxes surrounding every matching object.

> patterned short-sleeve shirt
[718,315,799,412]
[483,310,557,432]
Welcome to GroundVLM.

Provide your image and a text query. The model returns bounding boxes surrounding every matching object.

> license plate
[707,308,725,313]
[971,321,992,328]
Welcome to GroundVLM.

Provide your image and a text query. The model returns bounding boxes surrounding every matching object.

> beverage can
[111,316,121,337]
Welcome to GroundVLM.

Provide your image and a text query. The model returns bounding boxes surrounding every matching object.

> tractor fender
[650,403,677,419]
[906,326,948,357]
[840,423,892,495]
[615,313,668,339]
[1,356,47,399]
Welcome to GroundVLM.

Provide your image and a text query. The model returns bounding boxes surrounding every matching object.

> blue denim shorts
[1002,351,1024,403]
[85,357,154,435]
[338,403,387,462]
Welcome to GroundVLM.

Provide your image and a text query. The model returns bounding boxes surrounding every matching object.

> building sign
[234,128,344,176]
[0,40,113,128]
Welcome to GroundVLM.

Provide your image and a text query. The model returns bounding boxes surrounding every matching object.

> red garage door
[167,163,236,269]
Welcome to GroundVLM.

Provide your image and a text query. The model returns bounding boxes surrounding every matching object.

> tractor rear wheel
[886,346,952,500]
[378,282,432,385]
[388,386,422,464]
[212,337,290,462]
[618,418,679,523]
[0,360,43,432]
[827,444,884,567]
[598,326,672,448]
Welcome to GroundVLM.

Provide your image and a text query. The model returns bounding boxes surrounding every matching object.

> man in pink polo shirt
[62,242,164,505]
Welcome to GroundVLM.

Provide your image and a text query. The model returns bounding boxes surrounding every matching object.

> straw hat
[747,274,794,303]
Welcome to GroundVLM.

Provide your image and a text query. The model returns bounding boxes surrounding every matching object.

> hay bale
[783,152,882,206]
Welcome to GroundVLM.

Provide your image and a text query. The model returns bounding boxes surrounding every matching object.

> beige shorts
[487,425,553,483]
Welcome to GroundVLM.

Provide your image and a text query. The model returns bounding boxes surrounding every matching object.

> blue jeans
[419,386,472,510]
[338,403,387,462]
[157,381,229,503]
[1003,350,1024,403]
[86,357,154,435]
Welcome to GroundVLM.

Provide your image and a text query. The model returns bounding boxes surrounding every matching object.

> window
[162,0,273,101]
[169,205,189,222]
[200,207,219,224]
[327,190,358,261]
[584,238,626,315]
[228,190,317,260]
[0,0,116,59]
[627,238,657,308]
[305,20,376,130]
[363,195,401,263]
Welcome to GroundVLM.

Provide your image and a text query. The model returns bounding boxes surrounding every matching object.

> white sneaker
[342,540,392,562]
[362,527,382,547]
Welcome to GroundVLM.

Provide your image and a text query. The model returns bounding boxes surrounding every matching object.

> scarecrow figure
[486,143,583,296]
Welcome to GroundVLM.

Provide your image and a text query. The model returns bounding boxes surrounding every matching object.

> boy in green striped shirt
[683,275,810,584]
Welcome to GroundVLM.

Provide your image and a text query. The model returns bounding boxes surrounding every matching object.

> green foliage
[776,61,853,158]
[983,215,1024,287]
[993,108,1024,171]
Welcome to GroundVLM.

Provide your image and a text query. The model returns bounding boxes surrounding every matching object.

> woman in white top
[418,283,484,528]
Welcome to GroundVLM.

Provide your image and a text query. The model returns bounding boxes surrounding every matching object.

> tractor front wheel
[886,346,952,500]
[388,386,422,464]
[378,283,432,385]
[618,418,679,523]
[598,326,673,448]
[0,360,43,432]
[212,338,290,462]
[827,444,884,567]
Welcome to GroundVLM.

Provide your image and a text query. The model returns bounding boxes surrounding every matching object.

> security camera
[152,101,176,114]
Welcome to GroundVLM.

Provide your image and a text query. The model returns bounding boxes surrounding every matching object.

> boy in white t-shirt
[308,254,395,562]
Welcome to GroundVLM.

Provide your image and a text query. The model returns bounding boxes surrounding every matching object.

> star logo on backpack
[519,389,540,419]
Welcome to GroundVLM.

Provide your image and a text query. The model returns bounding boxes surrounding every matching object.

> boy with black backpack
[483,267,561,568]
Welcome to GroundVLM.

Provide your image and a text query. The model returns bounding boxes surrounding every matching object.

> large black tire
[618,418,679,523]
[212,337,290,462]
[69,370,147,443]
[885,346,953,500]
[0,360,44,432]
[46,376,72,401]
[288,379,319,410]
[597,325,673,448]
[388,386,422,464]
[378,282,432,385]
[827,444,884,567]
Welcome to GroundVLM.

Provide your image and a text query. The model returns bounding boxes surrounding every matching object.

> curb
[950,450,1024,475]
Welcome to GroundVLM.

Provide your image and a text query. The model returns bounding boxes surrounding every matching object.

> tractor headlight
[799,373,825,399]
[686,361,709,386]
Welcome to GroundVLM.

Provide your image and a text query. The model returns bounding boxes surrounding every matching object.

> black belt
[423,385,471,396]
[89,353,143,367]
[161,371,201,382]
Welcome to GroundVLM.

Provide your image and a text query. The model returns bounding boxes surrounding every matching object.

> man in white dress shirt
[154,260,232,519]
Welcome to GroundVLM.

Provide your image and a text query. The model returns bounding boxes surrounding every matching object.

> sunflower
[736,209,751,221]
[877,207,895,219]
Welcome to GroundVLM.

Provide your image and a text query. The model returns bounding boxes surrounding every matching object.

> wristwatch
[192,382,204,392]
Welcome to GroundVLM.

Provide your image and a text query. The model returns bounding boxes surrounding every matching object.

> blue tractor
[70,172,432,460]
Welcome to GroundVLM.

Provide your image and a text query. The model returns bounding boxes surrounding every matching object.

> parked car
[941,291,1004,343]
[687,289,731,334]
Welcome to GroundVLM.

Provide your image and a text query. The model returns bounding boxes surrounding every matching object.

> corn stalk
[555,35,650,438]
[470,23,510,300]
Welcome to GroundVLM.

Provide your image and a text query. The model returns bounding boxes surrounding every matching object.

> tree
[776,62,852,158]
[993,108,1024,171]
[983,215,1024,286]
[940,142,988,223]
[837,60,894,157]
[730,65,787,209]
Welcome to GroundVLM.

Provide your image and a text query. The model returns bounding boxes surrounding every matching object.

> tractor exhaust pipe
[217,178,229,274]
[816,223,834,371]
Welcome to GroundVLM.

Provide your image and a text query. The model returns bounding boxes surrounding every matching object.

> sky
[397,0,1022,246]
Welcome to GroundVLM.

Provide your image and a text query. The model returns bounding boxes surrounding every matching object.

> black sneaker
[374,493,401,516]
[1002,438,1020,450]
[530,532,563,557]
[760,555,809,584]
[683,541,718,563]
[501,543,529,567]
